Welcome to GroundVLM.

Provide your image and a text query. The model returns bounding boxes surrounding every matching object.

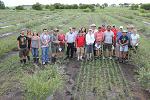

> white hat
[89,29,92,31]
[122,30,127,33]
[90,24,96,27]
[119,26,123,29]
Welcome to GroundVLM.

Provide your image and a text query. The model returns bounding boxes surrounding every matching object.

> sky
[2,0,150,7]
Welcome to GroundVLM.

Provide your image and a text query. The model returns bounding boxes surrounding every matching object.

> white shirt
[131,34,140,46]
[65,32,76,43]
[104,31,114,44]
[86,32,95,45]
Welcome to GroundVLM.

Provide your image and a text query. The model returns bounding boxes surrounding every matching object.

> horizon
[1,0,150,7]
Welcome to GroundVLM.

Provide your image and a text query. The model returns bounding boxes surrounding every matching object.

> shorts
[19,48,27,58]
[77,47,84,54]
[95,42,102,50]
[86,45,93,53]
[120,45,128,52]
[103,43,112,51]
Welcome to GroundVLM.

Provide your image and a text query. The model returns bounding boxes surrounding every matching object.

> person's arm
[38,37,40,49]
[17,41,20,50]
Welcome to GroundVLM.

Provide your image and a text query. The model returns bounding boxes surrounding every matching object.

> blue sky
[2,0,150,7]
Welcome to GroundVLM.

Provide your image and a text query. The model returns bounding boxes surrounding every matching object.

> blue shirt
[117,31,122,42]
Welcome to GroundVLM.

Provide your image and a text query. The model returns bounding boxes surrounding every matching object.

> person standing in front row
[17,30,28,64]
[103,25,114,60]
[65,27,76,59]
[40,29,51,65]
[31,32,40,64]
[26,29,32,61]
[86,29,95,61]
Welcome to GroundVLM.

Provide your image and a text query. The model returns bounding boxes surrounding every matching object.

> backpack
[58,34,65,41]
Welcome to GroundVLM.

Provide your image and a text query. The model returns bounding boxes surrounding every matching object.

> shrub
[83,8,90,12]
[15,6,25,10]
[0,0,5,9]
[32,2,43,10]
[141,3,150,10]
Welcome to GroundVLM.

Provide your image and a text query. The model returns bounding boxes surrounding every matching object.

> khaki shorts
[19,48,27,58]
[103,43,112,51]
[77,47,84,54]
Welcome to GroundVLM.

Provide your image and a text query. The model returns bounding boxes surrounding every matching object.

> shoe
[103,56,105,60]
[109,57,112,60]
[42,62,46,65]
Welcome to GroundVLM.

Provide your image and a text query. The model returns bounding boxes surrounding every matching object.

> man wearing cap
[119,30,129,63]
[65,27,76,59]
[90,24,98,57]
[116,26,123,60]
[17,30,28,64]
[103,25,114,60]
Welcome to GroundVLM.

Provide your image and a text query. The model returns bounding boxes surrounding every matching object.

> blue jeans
[32,48,39,58]
[41,47,49,63]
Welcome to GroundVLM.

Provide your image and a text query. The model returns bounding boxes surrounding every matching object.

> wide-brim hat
[90,24,96,27]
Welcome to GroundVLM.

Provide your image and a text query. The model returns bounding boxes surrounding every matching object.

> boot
[27,56,30,61]
[33,58,36,63]
[23,59,26,64]
[36,58,39,64]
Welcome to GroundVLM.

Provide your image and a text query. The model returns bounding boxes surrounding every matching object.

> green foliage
[0,0,5,9]
[15,6,25,10]
[32,2,43,10]
[22,66,64,100]
[141,3,150,10]
[130,4,139,10]
[83,8,90,12]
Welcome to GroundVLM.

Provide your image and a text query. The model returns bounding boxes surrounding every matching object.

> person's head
[133,29,137,35]
[20,30,25,36]
[90,24,96,30]
[122,30,127,36]
[127,25,134,32]
[72,27,76,32]
[112,25,116,28]
[107,25,111,31]
[98,26,102,32]
[88,29,92,34]
[102,24,105,28]
[43,29,48,34]
[81,27,87,33]
[119,26,123,32]
[69,27,72,32]
[27,29,32,35]
[33,32,37,36]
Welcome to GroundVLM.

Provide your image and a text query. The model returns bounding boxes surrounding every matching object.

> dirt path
[120,63,150,100]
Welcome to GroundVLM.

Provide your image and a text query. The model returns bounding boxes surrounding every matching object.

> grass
[0,7,150,99]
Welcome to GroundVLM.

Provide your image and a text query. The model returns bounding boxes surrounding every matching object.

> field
[0,7,150,100]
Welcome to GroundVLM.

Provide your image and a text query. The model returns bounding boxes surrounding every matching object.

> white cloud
[2,0,150,7]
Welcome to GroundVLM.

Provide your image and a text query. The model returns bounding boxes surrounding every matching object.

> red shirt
[101,27,106,32]
[111,28,118,41]
[58,34,65,45]
[95,31,104,42]
[76,35,85,47]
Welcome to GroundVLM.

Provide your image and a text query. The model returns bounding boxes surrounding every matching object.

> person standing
[40,29,51,65]
[94,26,104,58]
[17,30,28,64]
[76,30,85,61]
[26,29,32,61]
[31,32,40,64]
[65,27,76,59]
[119,30,129,63]
[130,29,140,52]
[115,26,123,60]
[103,25,114,60]
[86,29,95,61]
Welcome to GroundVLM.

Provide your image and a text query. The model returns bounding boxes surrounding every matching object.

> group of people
[17,24,140,65]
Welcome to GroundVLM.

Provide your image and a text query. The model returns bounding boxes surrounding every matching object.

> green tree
[141,3,150,10]
[15,6,24,10]
[130,4,139,10]
[0,0,5,9]
[32,2,42,10]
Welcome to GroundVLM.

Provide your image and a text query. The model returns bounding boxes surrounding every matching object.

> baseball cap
[119,26,123,29]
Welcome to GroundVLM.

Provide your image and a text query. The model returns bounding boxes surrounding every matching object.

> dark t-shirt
[17,35,28,48]
[119,35,128,44]
[27,37,31,49]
